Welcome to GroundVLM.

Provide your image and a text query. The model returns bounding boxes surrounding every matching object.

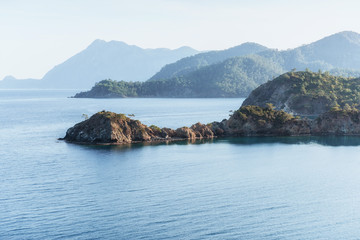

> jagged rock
[160,128,177,139]
[190,122,214,138]
[62,111,216,144]
[63,111,158,143]
[209,120,227,137]
[311,109,360,135]
[175,127,197,139]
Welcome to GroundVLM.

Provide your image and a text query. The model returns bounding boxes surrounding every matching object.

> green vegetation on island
[232,105,295,126]
[243,70,360,115]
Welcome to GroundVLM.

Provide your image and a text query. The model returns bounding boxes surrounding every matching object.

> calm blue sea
[1,90,360,240]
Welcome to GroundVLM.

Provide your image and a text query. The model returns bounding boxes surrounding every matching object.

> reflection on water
[73,135,360,153]
[226,136,360,147]
[79,138,216,152]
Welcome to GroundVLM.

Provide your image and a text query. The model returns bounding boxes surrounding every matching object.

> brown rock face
[221,106,360,137]
[175,127,197,139]
[160,128,177,138]
[222,105,310,136]
[190,123,214,139]
[62,111,216,144]
[311,110,360,135]
[63,111,160,144]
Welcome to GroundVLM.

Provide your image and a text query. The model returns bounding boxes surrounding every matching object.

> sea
[1,89,360,240]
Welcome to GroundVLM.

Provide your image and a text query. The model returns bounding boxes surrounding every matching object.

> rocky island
[61,111,215,144]
[61,106,360,145]
[62,71,360,145]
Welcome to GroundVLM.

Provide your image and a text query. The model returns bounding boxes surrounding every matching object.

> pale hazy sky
[1,0,360,80]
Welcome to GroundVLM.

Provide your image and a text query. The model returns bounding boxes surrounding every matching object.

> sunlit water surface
[1,90,360,240]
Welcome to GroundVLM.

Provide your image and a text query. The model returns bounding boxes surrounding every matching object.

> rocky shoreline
[60,111,216,145]
[60,106,360,145]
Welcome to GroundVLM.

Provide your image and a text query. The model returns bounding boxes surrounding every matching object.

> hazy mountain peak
[336,30,360,37]
[226,42,268,52]
[312,31,360,46]
[240,42,267,47]
[336,31,360,45]
[107,40,137,48]
[2,75,16,81]
[89,39,107,46]
[175,46,197,52]
[30,40,199,89]
[88,39,134,50]
[292,31,360,70]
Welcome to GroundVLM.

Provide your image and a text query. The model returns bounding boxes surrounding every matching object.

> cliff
[312,109,360,135]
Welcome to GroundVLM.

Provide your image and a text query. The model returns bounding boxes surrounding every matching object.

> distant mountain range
[148,42,269,81]
[2,31,360,91]
[0,40,198,89]
[74,31,360,98]
[151,31,360,81]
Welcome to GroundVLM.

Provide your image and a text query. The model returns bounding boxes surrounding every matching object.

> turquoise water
[1,90,360,239]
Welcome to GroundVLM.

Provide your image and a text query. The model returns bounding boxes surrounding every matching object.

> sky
[1,0,360,80]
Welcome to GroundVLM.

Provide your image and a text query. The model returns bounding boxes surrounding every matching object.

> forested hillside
[74,55,282,98]
[150,31,360,82]
[148,42,268,81]
[243,70,360,115]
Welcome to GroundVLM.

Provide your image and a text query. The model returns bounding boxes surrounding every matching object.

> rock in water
[62,111,216,144]
[312,109,360,135]
[62,107,360,145]
[63,111,154,143]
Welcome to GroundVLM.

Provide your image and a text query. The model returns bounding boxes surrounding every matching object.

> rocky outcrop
[61,111,217,144]
[190,123,215,138]
[222,105,311,136]
[222,106,360,137]
[62,111,157,143]
[311,109,360,135]
[61,107,360,145]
